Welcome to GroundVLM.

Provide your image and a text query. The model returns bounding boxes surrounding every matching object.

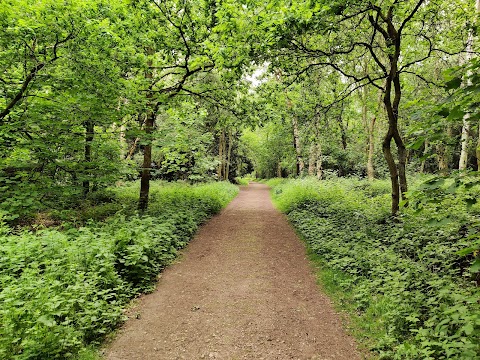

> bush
[0,181,238,359]
[270,178,480,359]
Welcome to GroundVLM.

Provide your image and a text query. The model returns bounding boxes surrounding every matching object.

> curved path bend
[105,183,361,360]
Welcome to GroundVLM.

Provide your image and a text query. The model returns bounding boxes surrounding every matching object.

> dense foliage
[269,177,480,359]
[0,181,238,359]
[1,0,479,358]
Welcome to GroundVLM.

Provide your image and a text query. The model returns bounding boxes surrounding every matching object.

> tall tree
[258,0,470,214]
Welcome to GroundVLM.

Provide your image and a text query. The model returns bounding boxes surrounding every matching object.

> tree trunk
[119,123,127,159]
[459,116,470,170]
[226,130,233,181]
[277,162,282,178]
[308,143,316,176]
[459,0,477,170]
[419,140,429,173]
[276,70,304,177]
[138,111,154,211]
[383,63,406,215]
[476,0,480,170]
[0,63,45,123]
[367,90,383,181]
[138,48,155,212]
[337,105,347,150]
[291,115,304,176]
[218,130,225,180]
[477,126,480,170]
[316,143,323,180]
[367,116,376,180]
[436,143,448,174]
[83,120,94,198]
[383,130,400,215]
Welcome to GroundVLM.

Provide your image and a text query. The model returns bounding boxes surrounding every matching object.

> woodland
[0,0,479,359]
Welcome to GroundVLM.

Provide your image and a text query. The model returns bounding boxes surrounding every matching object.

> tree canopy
[0,0,478,217]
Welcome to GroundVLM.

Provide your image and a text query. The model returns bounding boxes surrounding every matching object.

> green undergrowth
[268,177,480,360]
[0,181,238,360]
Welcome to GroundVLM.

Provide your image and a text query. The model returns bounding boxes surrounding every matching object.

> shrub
[0,181,238,359]
[270,178,480,359]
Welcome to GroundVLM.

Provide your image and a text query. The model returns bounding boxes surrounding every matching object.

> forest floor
[104,183,361,360]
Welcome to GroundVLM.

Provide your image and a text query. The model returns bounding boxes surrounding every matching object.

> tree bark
[138,111,154,211]
[436,143,448,174]
[0,63,45,123]
[83,120,94,198]
[367,90,383,181]
[382,127,401,216]
[419,140,429,173]
[374,9,409,215]
[308,143,316,176]
[218,130,225,180]
[459,116,470,170]
[226,130,233,181]
[477,128,480,170]
[291,114,304,176]
[337,105,347,150]
[276,69,304,177]
[138,49,155,212]
[475,0,480,169]
[367,116,376,180]
[382,60,407,215]
[316,143,323,180]
[459,0,478,169]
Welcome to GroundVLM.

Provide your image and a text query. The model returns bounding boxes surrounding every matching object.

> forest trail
[104,183,361,360]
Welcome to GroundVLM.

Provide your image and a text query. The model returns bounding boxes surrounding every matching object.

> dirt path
[105,183,361,360]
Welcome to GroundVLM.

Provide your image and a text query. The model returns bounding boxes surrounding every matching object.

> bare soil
[104,183,361,360]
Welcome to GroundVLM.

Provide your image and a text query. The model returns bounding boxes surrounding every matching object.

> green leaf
[445,77,462,90]
[470,258,480,273]
[408,137,425,150]
[38,315,56,327]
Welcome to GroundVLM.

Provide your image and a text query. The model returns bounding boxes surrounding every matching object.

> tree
[255,0,471,215]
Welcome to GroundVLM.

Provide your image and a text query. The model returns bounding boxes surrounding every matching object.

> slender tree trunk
[367,90,382,181]
[362,87,369,173]
[276,69,304,176]
[477,127,480,170]
[383,65,406,215]
[420,140,429,173]
[436,143,448,174]
[138,111,154,211]
[125,138,139,160]
[459,117,470,170]
[459,0,478,169]
[138,49,155,212]
[308,143,316,176]
[0,63,45,123]
[277,162,282,178]
[475,0,480,169]
[367,116,376,180]
[291,115,304,176]
[83,120,94,197]
[383,129,400,215]
[392,78,408,198]
[119,123,127,159]
[337,105,347,150]
[316,143,323,180]
[218,130,225,180]
[226,130,233,181]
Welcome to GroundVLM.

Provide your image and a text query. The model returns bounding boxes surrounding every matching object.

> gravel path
[104,183,361,359]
